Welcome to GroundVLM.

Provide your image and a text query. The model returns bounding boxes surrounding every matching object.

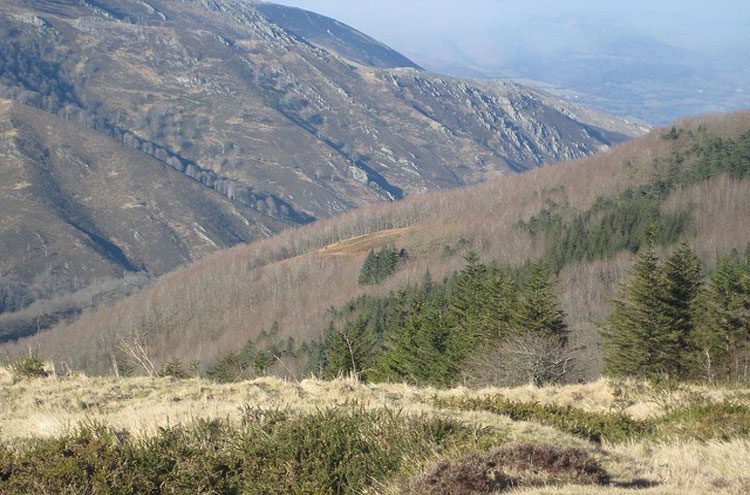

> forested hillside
[3,112,749,381]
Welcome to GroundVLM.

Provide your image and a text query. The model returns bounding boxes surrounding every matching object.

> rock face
[0,0,646,334]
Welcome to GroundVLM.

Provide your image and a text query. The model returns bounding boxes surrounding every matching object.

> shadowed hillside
[0,99,292,341]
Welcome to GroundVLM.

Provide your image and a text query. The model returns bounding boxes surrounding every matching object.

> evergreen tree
[358,246,403,285]
[254,350,274,375]
[513,262,568,341]
[358,250,377,285]
[373,278,455,386]
[482,274,520,340]
[416,293,455,386]
[661,243,703,377]
[696,251,750,381]
[374,247,398,282]
[445,252,491,364]
[373,296,426,382]
[323,317,375,380]
[419,269,435,299]
[603,245,674,377]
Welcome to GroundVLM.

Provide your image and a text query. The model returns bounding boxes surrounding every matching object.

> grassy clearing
[1,369,749,494]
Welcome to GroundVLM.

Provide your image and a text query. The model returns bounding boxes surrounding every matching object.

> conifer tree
[373,276,455,386]
[358,246,402,285]
[661,243,703,377]
[323,318,375,380]
[415,291,455,386]
[420,269,435,299]
[446,252,491,363]
[483,274,520,340]
[603,245,674,377]
[358,250,377,285]
[696,251,750,381]
[514,262,567,341]
[373,297,426,382]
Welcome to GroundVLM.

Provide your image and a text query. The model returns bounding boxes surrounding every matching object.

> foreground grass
[1,368,749,494]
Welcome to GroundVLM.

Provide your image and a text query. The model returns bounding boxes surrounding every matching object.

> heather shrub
[408,443,609,494]
[409,453,517,495]
[489,444,609,485]
[437,396,653,444]
[656,401,750,441]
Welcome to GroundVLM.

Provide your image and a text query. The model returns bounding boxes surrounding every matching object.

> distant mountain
[0,0,644,336]
[254,3,422,70]
[393,15,750,125]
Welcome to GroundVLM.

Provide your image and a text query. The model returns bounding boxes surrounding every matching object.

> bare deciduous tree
[117,332,156,377]
[465,334,578,388]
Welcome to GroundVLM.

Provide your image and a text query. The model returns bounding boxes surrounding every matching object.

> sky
[269,0,750,123]
[270,0,750,57]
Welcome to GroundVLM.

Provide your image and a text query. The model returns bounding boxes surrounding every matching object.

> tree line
[314,253,570,387]
[518,128,750,272]
[316,239,750,387]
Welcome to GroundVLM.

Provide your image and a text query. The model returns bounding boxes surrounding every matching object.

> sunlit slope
[4,111,749,375]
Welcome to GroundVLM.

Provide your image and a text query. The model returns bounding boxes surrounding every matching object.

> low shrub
[490,443,609,485]
[657,401,750,441]
[157,359,192,379]
[0,407,491,495]
[4,354,48,380]
[437,395,750,445]
[437,396,653,444]
[410,453,517,495]
[408,443,609,494]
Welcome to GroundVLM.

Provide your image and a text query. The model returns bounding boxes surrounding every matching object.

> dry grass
[508,440,750,494]
[5,368,746,443]
[2,371,749,494]
[318,227,414,257]
[0,369,580,447]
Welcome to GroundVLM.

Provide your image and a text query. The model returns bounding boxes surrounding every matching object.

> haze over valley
[276,0,750,125]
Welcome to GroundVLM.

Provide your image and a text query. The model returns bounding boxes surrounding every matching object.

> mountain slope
[0,0,643,215]
[8,111,746,375]
[0,99,291,329]
[0,0,643,330]
[254,2,422,70]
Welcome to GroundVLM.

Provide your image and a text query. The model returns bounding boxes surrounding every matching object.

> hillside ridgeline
[5,111,748,380]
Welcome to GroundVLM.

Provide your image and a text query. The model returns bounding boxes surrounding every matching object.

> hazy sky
[270,0,750,58]
[269,1,749,123]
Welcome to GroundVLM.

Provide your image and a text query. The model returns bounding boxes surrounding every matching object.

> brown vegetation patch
[317,227,413,257]
[408,444,609,494]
